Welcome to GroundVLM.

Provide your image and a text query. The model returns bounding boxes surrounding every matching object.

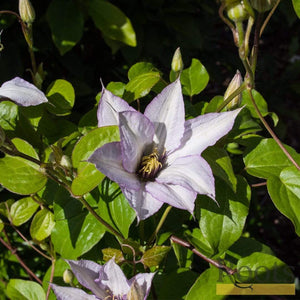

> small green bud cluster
[225,0,249,22]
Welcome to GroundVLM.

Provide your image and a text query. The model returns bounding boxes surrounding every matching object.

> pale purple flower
[51,258,155,300]
[0,77,48,106]
[88,79,241,220]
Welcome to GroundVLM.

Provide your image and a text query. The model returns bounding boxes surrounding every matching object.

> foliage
[0,0,300,299]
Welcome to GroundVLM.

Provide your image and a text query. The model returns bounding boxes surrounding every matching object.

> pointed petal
[146,182,197,214]
[51,284,97,300]
[88,142,140,190]
[119,111,154,173]
[169,109,242,162]
[96,258,130,296]
[121,185,163,221]
[97,88,135,127]
[66,260,107,298]
[144,79,184,152]
[157,155,215,199]
[0,77,48,106]
[128,273,155,300]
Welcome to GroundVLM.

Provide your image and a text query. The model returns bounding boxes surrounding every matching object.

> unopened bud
[19,0,36,24]
[224,70,242,110]
[63,269,74,284]
[0,126,5,147]
[250,0,276,13]
[227,1,249,22]
[60,155,72,169]
[171,47,183,73]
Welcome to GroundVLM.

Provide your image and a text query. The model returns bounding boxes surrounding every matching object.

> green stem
[244,16,254,58]
[260,0,281,38]
[247,88,300,171]
[78,196,125,241]
[216,83,246,113]
[235,21,244,48]
[148,205,172,245]
[250,13,263,76]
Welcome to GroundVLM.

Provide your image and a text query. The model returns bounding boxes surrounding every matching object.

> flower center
[137,147,164,180]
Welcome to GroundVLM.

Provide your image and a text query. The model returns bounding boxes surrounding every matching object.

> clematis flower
[51,258,155,300]
[0,77,48,106]
[88,79,241,220]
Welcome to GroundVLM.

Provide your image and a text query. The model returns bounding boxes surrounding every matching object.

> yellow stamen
[138,148,163,179]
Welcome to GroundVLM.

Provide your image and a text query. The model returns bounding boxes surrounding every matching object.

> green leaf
[0,138,47,194]
[71,126,120,195]
[186,267,231,300]
[196,176,250,256]
[10,197,39,226]
[142,246,171,267]
[0,199,14,218]
[244,138,300,179]
[124,72,161,103]
[237,252,294,283]
[267,166,300,236]
[88,0,136,47]
[72,127,119,168]
[51,187,106,259]
[102,248,124,263]
[241,89,268,118]
[46,79,75,116]
[181,58,209,96]
[97,179,136,238]
[185,228,214,257]
[292,0,300,18]
[38,112,77,144]
[0,101,18,130]
[202,147,237,192]
[106,82,126,98]
[155,269,198,300]
[72,164,105,196]
[128,62,159,80]
[6,279,45,300]
[47,0,84,55]
[0,219,3,232]
[30,209,55,241]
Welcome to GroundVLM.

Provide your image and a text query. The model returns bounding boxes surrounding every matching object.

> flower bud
[227,1,249,22]
[60,155,72,170]
[171,47,183,73]
[250,0,277,13]
[19,0,36,24]
[0,126,5,147]
[63,269,74,285]
[224,70,242,110]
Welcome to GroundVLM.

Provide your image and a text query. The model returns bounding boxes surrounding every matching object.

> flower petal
[121,185,163,221]
[97,88,135,127]
[144,79,184,152]
[146,182,197,214]
[157,155,215,200]
[169,109,242,162]
[88,142,140,190]
[51,284,97,300]
[0,77,48,106]
[119,111,154,173]
[96,258,130,296]
[66,260,106,298]
[128,272,156,300]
